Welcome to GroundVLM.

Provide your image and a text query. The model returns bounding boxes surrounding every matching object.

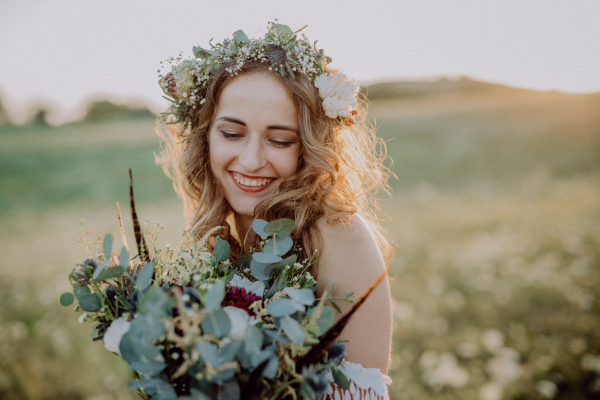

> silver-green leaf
[103,233,112,261]
[263,218,295,237]
[136,261,154,291]
[332,368,350,389]
[253,252,282,264]
[214,238,231,263]
[285,288,315,305]
[252,219,268,236]
[118,246,129,268]
[201,308,231,336]
[266,298,303,317]
[263,235,293,256]
[78,293,101,311]
[204,280,225,312]
[59,292,74,306]
[96,266,125,282]
[244,324,263,354]
[233,30,249,43]
[129,360,166,375]
[74,286,91,299]
[250,259,271,281]
[92,259,108,279]
[280,315,305,344]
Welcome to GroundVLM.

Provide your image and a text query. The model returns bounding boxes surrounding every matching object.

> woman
[157,23,393,399]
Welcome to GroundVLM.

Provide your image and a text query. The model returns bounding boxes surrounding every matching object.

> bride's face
[209,72,301,220]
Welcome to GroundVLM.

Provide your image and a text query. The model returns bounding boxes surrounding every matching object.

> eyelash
[220,131,296,148]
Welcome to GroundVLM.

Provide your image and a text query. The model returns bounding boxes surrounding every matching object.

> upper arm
[313,215,393,373]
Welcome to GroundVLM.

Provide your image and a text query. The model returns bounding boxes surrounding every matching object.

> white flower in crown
[314,73,360,119]
[171,61,198,99]
[103,317,131,355]
[229,274,265,298]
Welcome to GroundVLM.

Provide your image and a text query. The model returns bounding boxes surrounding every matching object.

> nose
[237,135,267,173]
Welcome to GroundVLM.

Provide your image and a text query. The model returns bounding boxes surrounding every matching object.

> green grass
[0,119,177,214]
[1,81,600,399]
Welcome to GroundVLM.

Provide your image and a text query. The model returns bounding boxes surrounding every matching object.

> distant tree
[0,96,9,126]
[84,100,155,122]
[30,108,50,126]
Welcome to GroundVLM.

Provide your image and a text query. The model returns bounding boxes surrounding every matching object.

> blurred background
[1,1,599,399]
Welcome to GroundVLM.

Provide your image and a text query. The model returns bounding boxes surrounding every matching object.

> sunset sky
[1,0,599,123]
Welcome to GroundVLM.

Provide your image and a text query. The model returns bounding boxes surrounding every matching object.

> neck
[234,213,257,252]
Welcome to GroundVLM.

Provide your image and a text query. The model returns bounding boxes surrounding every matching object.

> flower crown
[158,22,360,129]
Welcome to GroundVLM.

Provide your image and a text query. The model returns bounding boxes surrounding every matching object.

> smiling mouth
[230,171,275,188]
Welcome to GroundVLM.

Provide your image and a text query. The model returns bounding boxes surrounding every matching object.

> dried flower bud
[70,259,96,287]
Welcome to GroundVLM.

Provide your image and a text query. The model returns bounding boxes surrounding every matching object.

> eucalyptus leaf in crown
[158,21,360,130]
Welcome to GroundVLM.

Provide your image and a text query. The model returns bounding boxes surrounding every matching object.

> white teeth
[232,172,273,187]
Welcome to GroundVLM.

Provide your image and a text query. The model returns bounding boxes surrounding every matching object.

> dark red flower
[165,72,178,99]
[223,286,262,316]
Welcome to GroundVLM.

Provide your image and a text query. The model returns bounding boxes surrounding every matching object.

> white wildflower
[78,312,87,323]
[485,349,521,384]
[223,306,259,340]
[421,351,469,389]
[103,317,131,356]
[537,380,558,398]
[229,275,265,297]
[482,328,504,352]
[479,382,503,400]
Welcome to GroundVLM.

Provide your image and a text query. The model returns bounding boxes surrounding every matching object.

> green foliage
[84,100,154,122]
[203,280,225,312]
[263,218,295,237]
[252,219,269,236]
[136,261,154,291]
[267,298,303,317]
[332,368,350,390]
[96,266,125,281]
[0,96,9,126]
[74,286,91,299]
[263,235,293,255]
[78,293,102,311]
[280,315,305,344]
[253,252,282,264]
[310,306,335,336]
[59,292,74,306]
[232,29,249,43]
[103,233,112,260]
[29,108,50,126]
[213,236,231,263]
[201,308,231,336]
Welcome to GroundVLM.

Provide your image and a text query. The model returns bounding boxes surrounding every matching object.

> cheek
[272,147,300,177]
[208,132,228,178]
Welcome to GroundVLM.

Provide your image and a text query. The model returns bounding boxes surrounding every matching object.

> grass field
[1,78,599,399]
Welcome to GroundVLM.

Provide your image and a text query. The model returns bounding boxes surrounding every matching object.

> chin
[228,199,260,220]
[225,182,282,219]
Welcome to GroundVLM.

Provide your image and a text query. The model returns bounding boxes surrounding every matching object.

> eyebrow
[216,116,299,135]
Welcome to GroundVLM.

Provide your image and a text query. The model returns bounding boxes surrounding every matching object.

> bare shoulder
[313,214,392,373]
[315,214,386,280]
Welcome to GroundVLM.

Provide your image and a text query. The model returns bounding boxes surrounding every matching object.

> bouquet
[60,176,387,400]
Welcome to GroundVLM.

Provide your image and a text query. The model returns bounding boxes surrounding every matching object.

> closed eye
[221,131,298,148]
[269,139,297,148]
[221,131,243,140]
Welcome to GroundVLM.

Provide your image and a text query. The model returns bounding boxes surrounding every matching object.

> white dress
[319,361,392,400]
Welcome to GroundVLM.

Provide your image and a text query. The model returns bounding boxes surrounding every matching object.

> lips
[229,171,277,193]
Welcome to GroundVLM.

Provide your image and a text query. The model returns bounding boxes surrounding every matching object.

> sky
[1,0,599,124]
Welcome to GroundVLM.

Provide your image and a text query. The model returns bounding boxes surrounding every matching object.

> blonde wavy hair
[156,61,393,274]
